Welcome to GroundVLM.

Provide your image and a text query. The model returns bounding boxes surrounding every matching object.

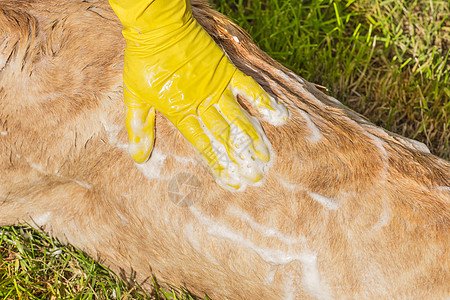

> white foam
[308,192,339,210]
[135,150,167,179]
[195,104,277,191]
[403,137,430,153]
[229,86,289,126]
[184,223,201,251]
[16,154,44,174]
[1,131,7,136]
[184,222,220,265]
[17,198,27,204]
[30,162,46,174]
[328,96,341,104]
[243,64,259,74]
[171,154,198,165]
[0,38,8,70]
[278,179,299,191]
[273,87,289,101]
[262,95,289,126]
[73,180,91,190]
[300,253,332,300]
[20,155,93,190]
[126,111,155,158]
[232,36,240,43]
[191,206,308,265]
[297,108,323,143]
[276,69,300,87]
[192,206,333,299]
[195,115,242,189]
[100,119,127,150]
[364,131,390,181]
[283,272,297,300]
[288,71,305,84]
[364,131,387,158]
[265,265,279,285]
[371,200,391,231]
[437,186,450,192]
[127,141,154,160]
[229,206,300,245]
[226,117,265,182]
[115,209,129,225]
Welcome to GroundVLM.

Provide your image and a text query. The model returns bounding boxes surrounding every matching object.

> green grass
[1,0,449,299]
[0,226,197,299]
[0,226,145,299]
[213,0,449,158]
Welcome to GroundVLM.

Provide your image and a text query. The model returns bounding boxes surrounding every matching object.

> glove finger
[203,104,269,183]
[229,70,289,126]
[217,89,270,163]
[176,114,242,190]
[200,105,235,161]
[125,103,156,164]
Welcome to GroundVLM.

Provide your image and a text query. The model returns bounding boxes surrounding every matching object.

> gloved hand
[109,0,288,190]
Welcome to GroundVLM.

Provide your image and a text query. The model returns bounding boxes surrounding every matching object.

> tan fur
[0,0,449,299]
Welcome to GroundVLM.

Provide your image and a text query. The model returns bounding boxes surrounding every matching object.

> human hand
[110,0,289,190]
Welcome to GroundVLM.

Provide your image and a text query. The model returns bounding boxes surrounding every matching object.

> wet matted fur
[0,0,448,299]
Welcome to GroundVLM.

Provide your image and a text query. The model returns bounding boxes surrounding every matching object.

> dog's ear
[0,7,40,73]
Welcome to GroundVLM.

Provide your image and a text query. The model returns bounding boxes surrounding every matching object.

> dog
[0,0,448,298]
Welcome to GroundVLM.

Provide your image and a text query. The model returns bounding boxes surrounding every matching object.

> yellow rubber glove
[109,0,289,190]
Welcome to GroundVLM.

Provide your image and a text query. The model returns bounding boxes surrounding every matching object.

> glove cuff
[109,0,192,33]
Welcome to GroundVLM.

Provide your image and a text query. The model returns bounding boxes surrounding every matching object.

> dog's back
[0,1,449,299]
